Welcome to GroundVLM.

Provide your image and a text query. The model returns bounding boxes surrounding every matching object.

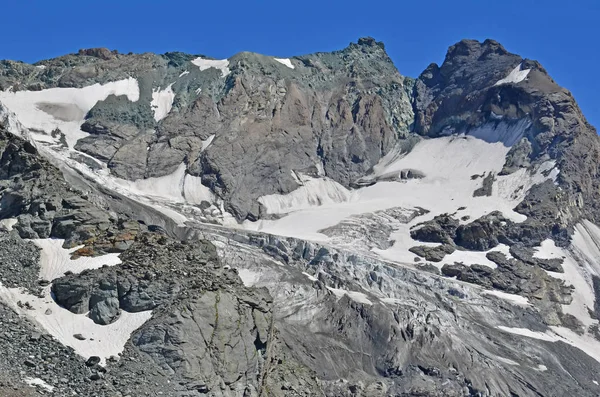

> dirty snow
[258,176,352,214]
[24,377,54,392]
[150,83,175,122]
[0,78,139,148]
[274,58,295,69]
[33,238,121,282]
[494,64,531,86]
[327,287,373,305]
[237,268,262,287]
[498,325,600,364]
[191,58,230,77]
[114,162,213,205]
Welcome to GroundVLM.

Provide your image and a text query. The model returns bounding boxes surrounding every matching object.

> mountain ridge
[1,37,600,396]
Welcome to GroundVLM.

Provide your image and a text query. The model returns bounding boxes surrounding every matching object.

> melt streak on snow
[151,83,175,122]
[494,63,531,86]
[191,57,231,77]
[274,58,295,69]
[0,78,139,148]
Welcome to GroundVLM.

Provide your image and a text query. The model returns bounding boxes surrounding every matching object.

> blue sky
[2,0,598,128]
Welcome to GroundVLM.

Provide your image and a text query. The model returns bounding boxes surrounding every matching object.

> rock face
[412,39,600,233]
[2,38,415,221]
[1,38,600,397]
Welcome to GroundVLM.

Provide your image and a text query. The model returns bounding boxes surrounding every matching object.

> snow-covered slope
[0,78,139,148]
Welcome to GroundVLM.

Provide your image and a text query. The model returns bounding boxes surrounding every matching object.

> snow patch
[183,173,214,205]
[327,287,373,305]
[274,58,295,69]
[0,284,151,365]
[0,78,139,148]
[494,64,531,86]
[442,244,513,270]
[483,289,531,306]
[150,83,175,122]
[302,272,318,282]
[201,134,215,151]
[0,243,149,365]
[24,377,54,392]
[0,218,18,231]
[497,326,560,342]
[179,70,190,77]
[191,58,230,77]
[237,268,261,287]
[536,364,547,372]
[33,239,121,282]
[495,356,520,366]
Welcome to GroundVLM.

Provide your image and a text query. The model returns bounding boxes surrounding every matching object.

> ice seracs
[191,57,231,77]
[494,63,531,86]
[150,83,175,122]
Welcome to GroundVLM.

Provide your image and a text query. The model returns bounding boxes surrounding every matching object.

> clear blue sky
[2,0,598,128]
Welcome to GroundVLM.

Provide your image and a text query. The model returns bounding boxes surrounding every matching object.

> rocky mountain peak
[77,47,118,60]
[1,38,600,396]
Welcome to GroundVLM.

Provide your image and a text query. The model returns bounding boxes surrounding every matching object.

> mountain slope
[0,38,600,396]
